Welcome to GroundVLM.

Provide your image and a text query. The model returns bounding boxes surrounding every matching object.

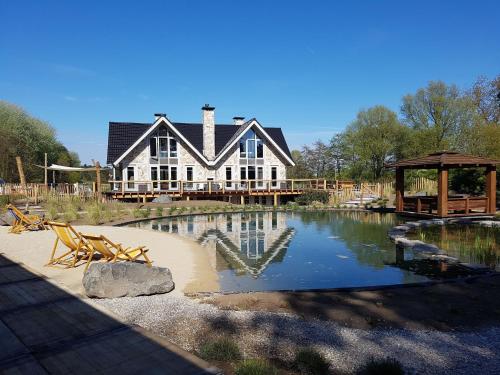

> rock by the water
[152,195,172,203]
[83,263,174,298]
[0,213,15,226]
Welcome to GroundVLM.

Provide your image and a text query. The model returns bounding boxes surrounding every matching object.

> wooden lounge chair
[7,204,46,234]
[79,233,152,272]
[46,221,92,268]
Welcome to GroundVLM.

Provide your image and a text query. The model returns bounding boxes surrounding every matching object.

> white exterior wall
[118,125,289,189]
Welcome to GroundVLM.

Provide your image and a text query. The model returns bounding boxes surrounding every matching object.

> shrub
[132,208,143,218]
[294,348,329,375]
[156,206,164,217]
[198,338,241,361]
[142,207,151,218]
[357,357,404,375]
[0,195,11,207]
[62,203,79,222]
[86,202,103,225]
[46,204,59,221]
[169,206,178,215]
[295,191,330,206]
[235,359,277,375]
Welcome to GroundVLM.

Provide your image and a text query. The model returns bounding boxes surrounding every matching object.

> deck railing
[402,195,489,215]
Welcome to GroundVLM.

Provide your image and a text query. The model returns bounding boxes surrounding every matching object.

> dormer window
[150,126,177,158]
[239,129,263,159]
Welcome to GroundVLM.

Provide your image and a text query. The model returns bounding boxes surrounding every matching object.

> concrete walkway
[0,253,218,374]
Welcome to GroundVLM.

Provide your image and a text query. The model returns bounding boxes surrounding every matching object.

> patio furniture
[79,233,152,272]
[7,204,46,234]
[46,221,91,267]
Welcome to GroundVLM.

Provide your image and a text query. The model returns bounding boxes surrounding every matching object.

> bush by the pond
[357,357,404,375]
[235,359,277,375]
[295,191,329,206]
[294,347,330,374]
[198,338,241,361]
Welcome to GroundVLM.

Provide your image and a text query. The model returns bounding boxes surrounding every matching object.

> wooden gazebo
[385,151,499,218]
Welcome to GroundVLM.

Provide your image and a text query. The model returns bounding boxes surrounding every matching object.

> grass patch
[198,338,241,361]
[235,359,277,375]
[294,348,329,374]
[357,357,404,375]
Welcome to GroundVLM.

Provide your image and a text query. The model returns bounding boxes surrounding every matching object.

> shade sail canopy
[385,151,500,169]
[35,164,108,172]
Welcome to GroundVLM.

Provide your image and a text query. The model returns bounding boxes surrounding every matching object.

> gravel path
[96,294,500,374]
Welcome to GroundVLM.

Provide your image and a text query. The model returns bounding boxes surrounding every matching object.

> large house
[106,105,295,204]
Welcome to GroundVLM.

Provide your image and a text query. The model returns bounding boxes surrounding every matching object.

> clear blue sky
[1,0,499,164]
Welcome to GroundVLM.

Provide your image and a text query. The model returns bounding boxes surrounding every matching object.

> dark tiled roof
[107,122,150,164]
[107,121,293,164]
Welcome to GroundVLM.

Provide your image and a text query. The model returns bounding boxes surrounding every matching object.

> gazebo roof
[385,151,500,169]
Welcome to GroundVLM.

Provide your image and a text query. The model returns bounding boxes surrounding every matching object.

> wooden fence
[0,177,437,204]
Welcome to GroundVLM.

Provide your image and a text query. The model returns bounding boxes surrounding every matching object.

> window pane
[127,167,134,189]
[159,138,168,157]
[150,138,157,157]
[226,167,232,187]
[169,138,177,157]
[247,139,255,158]
[240,167,246,180]
[158,126,168,136]
[186,167,193,181]
[239,140,246,157]
[256,140,263,158]
[248,166,255,180]
[170,167,178,189]
[151,167,158,189]
[257,167,263,180]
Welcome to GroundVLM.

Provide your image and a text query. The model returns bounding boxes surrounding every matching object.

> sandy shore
[0,225,219,295]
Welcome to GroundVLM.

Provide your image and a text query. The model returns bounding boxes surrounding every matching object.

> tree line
[0,100,81,183]
[288,76,500,184]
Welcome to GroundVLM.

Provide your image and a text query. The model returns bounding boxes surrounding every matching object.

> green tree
[343,106,409,181]
[401,81,476,154]
[287,149,311,178]
[0,100,80,182]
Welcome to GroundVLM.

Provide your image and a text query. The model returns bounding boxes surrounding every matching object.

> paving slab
[0,253,218,374]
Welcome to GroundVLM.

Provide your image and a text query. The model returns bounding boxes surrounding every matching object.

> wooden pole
[15,156,26,188]
[44,153,48,187]
[395,167,404,212]
[95,161,101,200]
[486,166,497,214]
[437,167,448,217]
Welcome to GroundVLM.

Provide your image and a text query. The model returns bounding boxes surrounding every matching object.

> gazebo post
[437,167,448,217]
[485,165,497,214]
[395,167,404,212]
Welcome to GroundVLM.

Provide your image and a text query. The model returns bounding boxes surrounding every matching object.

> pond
[127,211,492,292]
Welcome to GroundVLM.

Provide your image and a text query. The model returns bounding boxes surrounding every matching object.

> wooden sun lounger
[7,204,46,234]
[79,233,152,272]
[46,221,92,268]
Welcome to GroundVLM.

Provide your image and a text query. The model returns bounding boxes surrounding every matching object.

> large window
[127,166,135,189]
[225,166,232,188]
[150,126,177,158]
[151,165,179,191]
[239,129,263,159]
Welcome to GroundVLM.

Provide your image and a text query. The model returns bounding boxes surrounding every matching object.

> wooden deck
[0,254,217,374]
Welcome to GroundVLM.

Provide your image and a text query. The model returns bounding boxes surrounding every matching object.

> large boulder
[0,212,15,226]
[83,263,174,298]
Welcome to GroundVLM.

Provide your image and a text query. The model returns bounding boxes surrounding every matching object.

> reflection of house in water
[141,212,295,277]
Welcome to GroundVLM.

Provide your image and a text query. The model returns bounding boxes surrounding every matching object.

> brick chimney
[233,116,245,126]
[202,104,215,160]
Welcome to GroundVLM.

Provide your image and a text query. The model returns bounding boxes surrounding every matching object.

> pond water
[129,211,469,292]
[408,224,500,272]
